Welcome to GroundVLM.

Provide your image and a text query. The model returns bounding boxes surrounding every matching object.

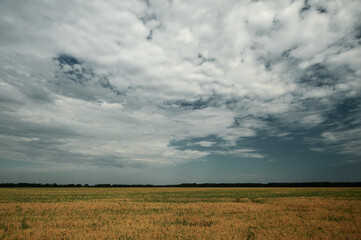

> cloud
[1,0,361,169]
[214,148,265,159]
[321,127,361,157]
[194,141,216,147]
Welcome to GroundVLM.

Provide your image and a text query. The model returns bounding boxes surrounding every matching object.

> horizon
[1,0,361,184]
[2,182,361,187]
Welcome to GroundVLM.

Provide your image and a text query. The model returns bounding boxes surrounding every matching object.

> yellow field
[0,187,360,239]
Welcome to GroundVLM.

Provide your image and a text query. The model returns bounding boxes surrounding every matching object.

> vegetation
[1,182,361,188]
[0,187,360,239]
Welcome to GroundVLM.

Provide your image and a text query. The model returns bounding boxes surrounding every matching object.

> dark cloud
[146,30,153,40]
[162,94,226,111]
[167,99,210,110]
[316,6,327,14]
[140,13,157,25]
[198,54,215,65]
[56,54,82,67]
[355,26,361,40]
[52,54,125,101]
[54,54,93,84]
[264,62,272,71]
[282,47,298,58]
[299,0,311,15]
[325,96,361,128]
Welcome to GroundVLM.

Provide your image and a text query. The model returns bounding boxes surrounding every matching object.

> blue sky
[0,0,361,184]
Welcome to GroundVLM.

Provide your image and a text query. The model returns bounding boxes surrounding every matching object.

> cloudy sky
[1,0,361,184]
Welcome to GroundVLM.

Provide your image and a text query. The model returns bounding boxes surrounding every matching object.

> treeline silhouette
[0,182,361,188]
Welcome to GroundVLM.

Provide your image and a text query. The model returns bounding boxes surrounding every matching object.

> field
[0,188,360,239]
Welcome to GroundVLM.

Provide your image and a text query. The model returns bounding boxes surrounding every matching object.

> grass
[0,187,360,239]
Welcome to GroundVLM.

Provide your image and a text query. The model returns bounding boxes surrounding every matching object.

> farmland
[0,188,360,239]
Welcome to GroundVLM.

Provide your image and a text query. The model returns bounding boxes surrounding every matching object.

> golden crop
[0,188,360,239]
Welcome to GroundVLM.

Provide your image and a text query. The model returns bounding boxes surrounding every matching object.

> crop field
[0,188,360,239]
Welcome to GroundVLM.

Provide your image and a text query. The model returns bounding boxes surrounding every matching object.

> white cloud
[1,0,361,168]
[195,141,216,147]
[214,148,265,159]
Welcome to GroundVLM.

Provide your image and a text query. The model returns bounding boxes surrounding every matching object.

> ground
[0,187,360,239]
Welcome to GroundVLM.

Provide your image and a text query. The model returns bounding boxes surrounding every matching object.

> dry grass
[0,188,360,239]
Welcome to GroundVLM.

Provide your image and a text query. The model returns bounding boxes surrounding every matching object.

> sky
[0,0,361,184]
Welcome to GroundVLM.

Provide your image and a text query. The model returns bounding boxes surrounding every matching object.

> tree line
[0,182,360,188]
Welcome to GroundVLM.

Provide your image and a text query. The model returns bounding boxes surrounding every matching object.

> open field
[0,188,360,239]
